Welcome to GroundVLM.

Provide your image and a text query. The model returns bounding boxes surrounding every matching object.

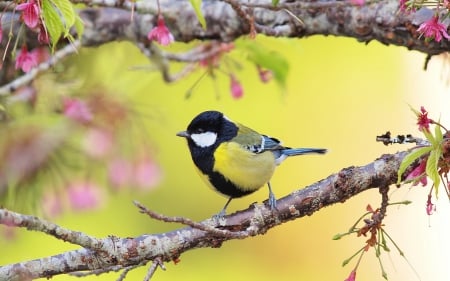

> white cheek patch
[191,132,218,147]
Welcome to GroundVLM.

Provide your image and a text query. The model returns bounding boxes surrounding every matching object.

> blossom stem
[432,120,448,132]
[380,229,403,256]
[156,0,161,14]
[348,211,372,232]
[342,246,365,267]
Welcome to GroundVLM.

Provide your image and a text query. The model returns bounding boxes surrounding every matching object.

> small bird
[177,110,327,217]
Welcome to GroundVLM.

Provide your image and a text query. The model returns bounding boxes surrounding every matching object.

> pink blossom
[416,106,433,132]
[63,97,93,124]
[38,24,50,44]
[230,74,243,99]
[405,159,427,186]
[133,157,162,190]
[147,15,174,46]
[82,128,114,158]
[417,16,450,43]
[108,158,133,188]
[426,195,436,215]
[345,270,357,281]
[0,22,3,44]
[67,181,103,211]
[16,0,40,28]
[15,45,38,73]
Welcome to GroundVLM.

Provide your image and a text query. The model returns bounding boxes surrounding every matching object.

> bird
[177,110,327,217]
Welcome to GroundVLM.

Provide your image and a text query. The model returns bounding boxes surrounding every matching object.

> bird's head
[177,111,238,149]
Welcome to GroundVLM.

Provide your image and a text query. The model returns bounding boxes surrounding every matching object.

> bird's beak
[176,131,190,138]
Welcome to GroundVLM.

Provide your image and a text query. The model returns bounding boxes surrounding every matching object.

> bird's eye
[195,128,205,134]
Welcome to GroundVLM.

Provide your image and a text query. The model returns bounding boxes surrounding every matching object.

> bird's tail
[281,148,327,156]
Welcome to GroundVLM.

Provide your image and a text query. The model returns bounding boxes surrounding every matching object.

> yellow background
[1,36,450,281]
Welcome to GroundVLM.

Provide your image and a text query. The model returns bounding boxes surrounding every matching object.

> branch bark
[0,150,411,281]
[71,0,450,54]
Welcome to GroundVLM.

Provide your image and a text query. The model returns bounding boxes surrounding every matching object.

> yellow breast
[212,142,276,192]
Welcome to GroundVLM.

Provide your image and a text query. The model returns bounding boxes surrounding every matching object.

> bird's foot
[267,182,278,212]
[268,192,278,211]
[212,210,226,225]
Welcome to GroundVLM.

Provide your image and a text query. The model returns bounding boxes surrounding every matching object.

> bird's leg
[267,182,277,210]
[213,197,233,221]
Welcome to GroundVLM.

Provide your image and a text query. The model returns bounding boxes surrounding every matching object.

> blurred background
[1,35,449,281]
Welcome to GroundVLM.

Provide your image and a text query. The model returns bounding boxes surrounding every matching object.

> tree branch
[72,0,450,54]
[0,150,411,281]
[1,0,448,90]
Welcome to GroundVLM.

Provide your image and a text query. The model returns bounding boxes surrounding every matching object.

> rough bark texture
[0,0,449,56]
[79,0,450,54]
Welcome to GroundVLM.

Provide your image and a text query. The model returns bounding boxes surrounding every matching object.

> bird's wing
[233,124,286,153]
[260,135,285,151]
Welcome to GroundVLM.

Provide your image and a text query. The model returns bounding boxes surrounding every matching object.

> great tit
[177,110,327,217]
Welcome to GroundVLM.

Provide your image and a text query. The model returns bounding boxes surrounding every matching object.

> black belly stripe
[209,171,256,198]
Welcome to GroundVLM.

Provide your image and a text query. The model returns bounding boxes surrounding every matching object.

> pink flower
[426,195,436,215]
[399,0,407,11]
[405,158,427,186]
[63,97,93,124]
[82,128,114,158]
[133,157,162,190]
[38,24,50,44]
[0,22,3,44]
[67,181,103,211]
[345,270,357,281]
[15,45,38,73]
[417,16,450,43]
[108,158,133,188]
[147,15,174,46]
[230,74,243,99]
[16,0,40,28]
[416,106,433,132]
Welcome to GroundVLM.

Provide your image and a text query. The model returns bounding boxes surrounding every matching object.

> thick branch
[0,150,410,281]
[1,0,448,54]
[77,0,450,54]
[1,0,448,89]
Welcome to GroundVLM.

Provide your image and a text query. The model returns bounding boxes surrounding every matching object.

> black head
[187,111,225,136]
[178,111,238,147]
[177,111,238,171]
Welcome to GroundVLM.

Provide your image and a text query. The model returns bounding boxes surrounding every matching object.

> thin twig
[133,201,249,239]
[143,257,165,281]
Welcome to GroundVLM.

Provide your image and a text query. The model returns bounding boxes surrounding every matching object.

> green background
[1,35,450,281]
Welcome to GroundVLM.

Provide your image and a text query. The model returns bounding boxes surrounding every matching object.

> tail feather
[281,148,327,156]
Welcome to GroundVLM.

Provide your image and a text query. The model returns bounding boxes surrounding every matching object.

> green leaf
[422,127,436,146]
[52,0,76,34]
[189,0,206,29]
[272,0,280,5]
[435,123,443,144]
[73,13,85,39]
[235,39,289,88]
[426,148,441,195]
[397,146,433,184]
[41,0,79,50]
[42,0,65,50]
